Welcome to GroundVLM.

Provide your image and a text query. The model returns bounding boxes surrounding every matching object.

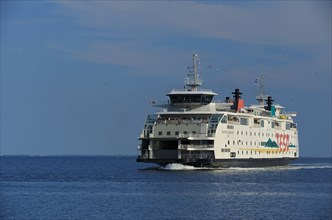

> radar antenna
[185,53,202,91]
[255,73,268,105]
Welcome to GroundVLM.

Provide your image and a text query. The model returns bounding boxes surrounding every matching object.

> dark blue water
[1,156,331,220]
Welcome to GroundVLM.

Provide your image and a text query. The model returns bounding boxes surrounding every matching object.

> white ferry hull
[137,157,293,168]
[137,54,299,168]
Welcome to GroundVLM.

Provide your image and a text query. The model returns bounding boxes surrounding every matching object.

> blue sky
[1,1,331,157]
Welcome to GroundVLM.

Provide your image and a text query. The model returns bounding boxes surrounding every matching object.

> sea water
[1,156,331,220]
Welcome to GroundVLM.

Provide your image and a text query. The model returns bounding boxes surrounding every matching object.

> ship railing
[156,118,209,125]
[184,78,203,86]
[178,144,214,149]
[212,100,226,103]
[227,120,240,125]
[263,112,271,117]
[286,111,297,116]
[278,112,297,119]
[181,154,214,160]
[178,133,209,139]
[212,100,237,105]
[170,88,212,92]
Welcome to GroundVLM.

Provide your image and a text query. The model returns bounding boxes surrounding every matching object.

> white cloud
[54,1,330,46]
[47,40,190,76]
[49,0,331,83]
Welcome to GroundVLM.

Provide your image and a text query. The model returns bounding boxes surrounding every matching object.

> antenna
[185,53,202,91]
[255,73,268,105]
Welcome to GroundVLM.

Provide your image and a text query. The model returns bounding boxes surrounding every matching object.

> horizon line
[0,154,136,157]
[0,154,331,159]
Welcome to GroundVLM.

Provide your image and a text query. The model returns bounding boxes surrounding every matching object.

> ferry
[137,54,299,167]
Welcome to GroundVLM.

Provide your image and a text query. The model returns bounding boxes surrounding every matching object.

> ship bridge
[167,90,217,105]
[167,53,218,106]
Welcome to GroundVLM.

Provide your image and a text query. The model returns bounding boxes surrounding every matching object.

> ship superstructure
[137,54,299,167]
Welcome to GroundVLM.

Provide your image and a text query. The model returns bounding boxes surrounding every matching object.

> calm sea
[0,156,331,220]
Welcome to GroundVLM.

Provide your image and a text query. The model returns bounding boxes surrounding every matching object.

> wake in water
[143,162,332,171]
[160,163,213,171]
[288,163,332,170]
[141,163,216,171]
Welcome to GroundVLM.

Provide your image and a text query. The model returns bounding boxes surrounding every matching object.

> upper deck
[150,53,296,122]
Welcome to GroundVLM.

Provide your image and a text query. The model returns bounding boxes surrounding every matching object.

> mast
[185,53,202,91]
[255,73,268,105]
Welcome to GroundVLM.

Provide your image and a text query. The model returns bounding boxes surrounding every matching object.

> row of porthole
[234,130,294,140]
[235,130,276,138]
[158,131,196,136]
[226,140,260,147]
[236,150,294,155]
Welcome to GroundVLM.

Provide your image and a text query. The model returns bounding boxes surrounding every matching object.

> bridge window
[169,94,213,104]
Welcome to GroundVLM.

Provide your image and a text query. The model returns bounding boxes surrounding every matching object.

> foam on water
[288,164,332,170]
[224,164,332,172]
[223,164,332,171]
[159,163,210,170]
[153,163,332,171]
